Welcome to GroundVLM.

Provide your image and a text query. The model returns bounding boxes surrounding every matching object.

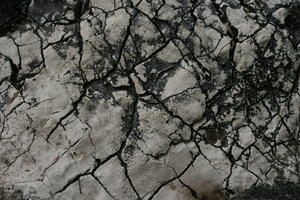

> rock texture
[0,0,300,199]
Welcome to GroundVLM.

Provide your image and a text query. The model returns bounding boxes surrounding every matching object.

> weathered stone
[0,0,300,199]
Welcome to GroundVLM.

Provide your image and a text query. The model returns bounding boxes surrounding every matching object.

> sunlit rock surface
[0,0,300,199]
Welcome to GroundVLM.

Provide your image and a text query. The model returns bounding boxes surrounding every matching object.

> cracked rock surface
[0,0,300,199]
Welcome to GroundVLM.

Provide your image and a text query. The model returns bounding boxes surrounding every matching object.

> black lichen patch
[285,2,300,30]
[28,0,65,22]
[285,2,300,49]
[231,180,300,200]
[0,187,43,200]
[0,0,30,37]
[27,59,41,69]
[0,89,9,109]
